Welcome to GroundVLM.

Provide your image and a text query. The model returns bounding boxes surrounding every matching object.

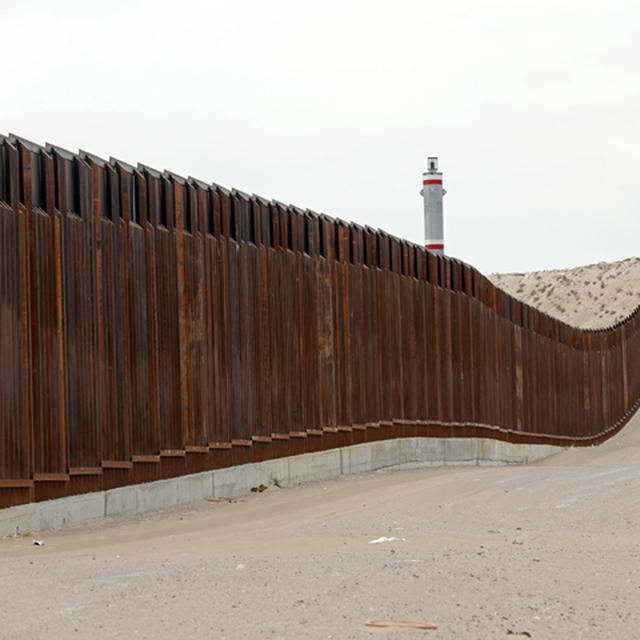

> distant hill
[489,257,640,329]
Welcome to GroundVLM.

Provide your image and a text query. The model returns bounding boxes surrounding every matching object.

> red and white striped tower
[422,157,444,255]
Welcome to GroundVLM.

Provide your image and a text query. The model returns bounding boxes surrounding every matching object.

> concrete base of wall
[0,437,562,537]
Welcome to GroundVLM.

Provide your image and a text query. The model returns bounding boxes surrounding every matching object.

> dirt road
[2,413,639,639]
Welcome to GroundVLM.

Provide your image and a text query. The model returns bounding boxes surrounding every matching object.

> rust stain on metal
[0,134,639,509]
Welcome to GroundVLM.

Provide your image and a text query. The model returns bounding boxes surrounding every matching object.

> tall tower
[422,157,444,255]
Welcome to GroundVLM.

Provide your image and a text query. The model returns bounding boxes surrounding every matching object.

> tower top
[422,156,444,255]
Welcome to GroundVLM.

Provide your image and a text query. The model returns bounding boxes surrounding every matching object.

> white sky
[2,0,638,274]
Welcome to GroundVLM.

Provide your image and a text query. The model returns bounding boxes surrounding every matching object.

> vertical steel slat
[1,136,640,508]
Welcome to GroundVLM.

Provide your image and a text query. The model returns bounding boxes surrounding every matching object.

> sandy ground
[2,410,640,640]
[489,256,640,328]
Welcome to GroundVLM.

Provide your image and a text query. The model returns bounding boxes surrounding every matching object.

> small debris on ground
[507,630,532,637]
[206,497,244,504]
[368,536,407,544]
[251,484,268,493]
[32,540,45,547]
[365,619,438,630]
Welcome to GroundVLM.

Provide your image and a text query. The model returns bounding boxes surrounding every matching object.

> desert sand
[2,258,639,639]
[489,256,640,328]
[1,411,640,640]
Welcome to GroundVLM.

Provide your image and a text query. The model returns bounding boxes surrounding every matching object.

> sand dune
[489,257,640,329]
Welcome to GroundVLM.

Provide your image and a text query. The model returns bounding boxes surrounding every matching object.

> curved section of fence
[1,134,639,509]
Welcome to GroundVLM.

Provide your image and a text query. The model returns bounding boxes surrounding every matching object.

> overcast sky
[2,0,638,274]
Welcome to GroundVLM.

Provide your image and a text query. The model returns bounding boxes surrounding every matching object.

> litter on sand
[32,540,45,547]
[368,536,407,544]
[250,484,268,493]
[365,620,438,630]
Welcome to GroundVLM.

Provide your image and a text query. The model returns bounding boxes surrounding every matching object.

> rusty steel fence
[1,134,639,509]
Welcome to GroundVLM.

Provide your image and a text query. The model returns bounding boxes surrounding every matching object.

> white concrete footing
[0,437,562,537]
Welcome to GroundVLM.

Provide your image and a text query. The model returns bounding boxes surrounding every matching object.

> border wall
[1,134,639,510]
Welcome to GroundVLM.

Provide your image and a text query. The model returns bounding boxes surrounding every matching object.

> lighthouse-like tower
[422,157,444,255]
